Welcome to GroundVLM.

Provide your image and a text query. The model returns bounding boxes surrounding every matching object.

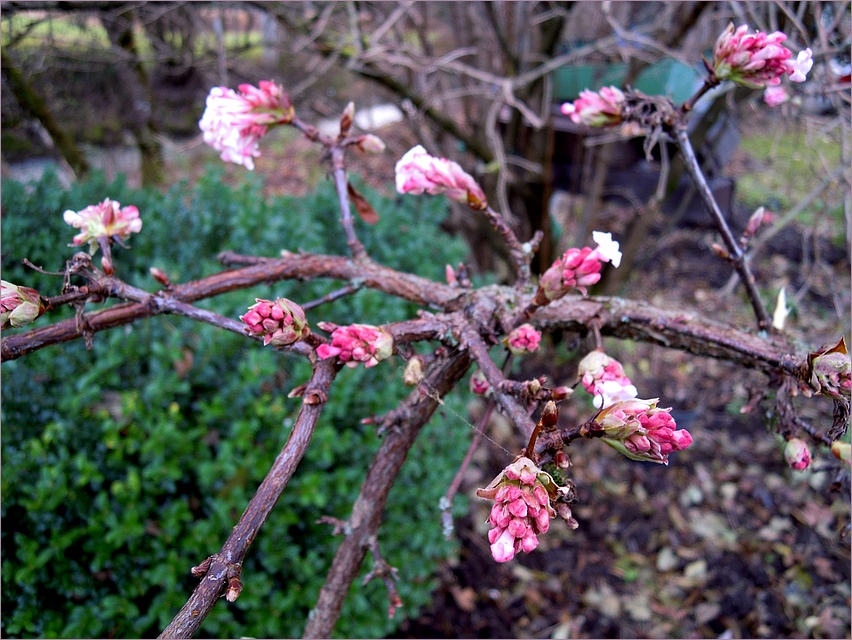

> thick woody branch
[302,350,472,638]
[2,252,462,361]
[159,358,339,639]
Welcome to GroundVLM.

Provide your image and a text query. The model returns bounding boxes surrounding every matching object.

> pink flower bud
[1,280,46,329]
[469,369,491,396]
[560,86,625,127]
[712,24,808,88]
[199,81,295,170]
[356,134,386,154]
[240,298,310,347]
[577,350,638,409]
[784,438,811,471]
[831,441,851,465]
[594,399,692,464]
[316,323,394,368]
[763,86,790,107]
[63,198,142,254]
[403,356,424,386]
[395,145,487,210]
[504,324,541,356]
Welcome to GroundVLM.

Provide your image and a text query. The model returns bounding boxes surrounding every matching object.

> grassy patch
[735,117,844,222]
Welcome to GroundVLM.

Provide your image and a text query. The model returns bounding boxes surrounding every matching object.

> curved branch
[159,358,339,639]
[302,350,472,638]
[1,252,463,361]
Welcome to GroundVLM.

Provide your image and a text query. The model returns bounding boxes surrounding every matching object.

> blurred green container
[554,58,701,104]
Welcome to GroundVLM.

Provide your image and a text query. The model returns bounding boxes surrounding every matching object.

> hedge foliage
[1,167,475,638]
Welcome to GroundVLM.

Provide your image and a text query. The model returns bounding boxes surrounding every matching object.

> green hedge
[1,168,473,638]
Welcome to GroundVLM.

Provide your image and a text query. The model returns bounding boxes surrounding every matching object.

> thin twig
[159,359,339,639]
[673,126,772,329]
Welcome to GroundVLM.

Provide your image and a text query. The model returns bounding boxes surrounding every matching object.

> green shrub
[1,167,473,638]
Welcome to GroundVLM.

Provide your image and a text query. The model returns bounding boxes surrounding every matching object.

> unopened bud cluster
[395,145,487,210]
[476,457,568,563]
[240,298,310,347]
[590,398,693,465]
[316,323,394,368]
[535,231,622,302]
[1,281,45,330]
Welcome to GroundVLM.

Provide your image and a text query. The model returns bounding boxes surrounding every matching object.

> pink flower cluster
[476,457,557,563]
[536,231,622,301]
[395,145,487,210]
[784,438,811,471]
[316,323,394,368]
[240,298,310,347]
[594,399,693,465]
[1,280,45,330]
[577,350,638,409]
[62,198,142,254]
[199,81,294,170]
[505,324,541,356]
[713,24,813,88]
[560,86,626,127]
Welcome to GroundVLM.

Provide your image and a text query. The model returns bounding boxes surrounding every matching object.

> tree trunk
[1,44,90,178]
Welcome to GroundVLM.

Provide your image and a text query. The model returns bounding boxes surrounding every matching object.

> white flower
[593,380,639,409]
[592,231,622,268]
[786,48,813,83]
[772,287,789,330]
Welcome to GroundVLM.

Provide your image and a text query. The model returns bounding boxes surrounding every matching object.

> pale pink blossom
[240,298,310,347]
[786,48,813,83]
[712,24,810,87]
[199,81,294,170]
[395,145,487,210]
[536,232,621,302]
[593,398,693,465]
[1,280,45,330]
[476,457,560,563]
[560,86,626,127]
[505,324,541,356]
[578,350,638,409]
[784,438,811,471]
[316,323,394,368]
[469,369,491,396]
[763,86,790,107]
[63,198,142,254]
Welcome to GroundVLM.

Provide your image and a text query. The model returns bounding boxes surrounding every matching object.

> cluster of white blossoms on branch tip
[713,23,812,88]
[62,198,142,254]
[394,145,488,210]
[199,81,294,170]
